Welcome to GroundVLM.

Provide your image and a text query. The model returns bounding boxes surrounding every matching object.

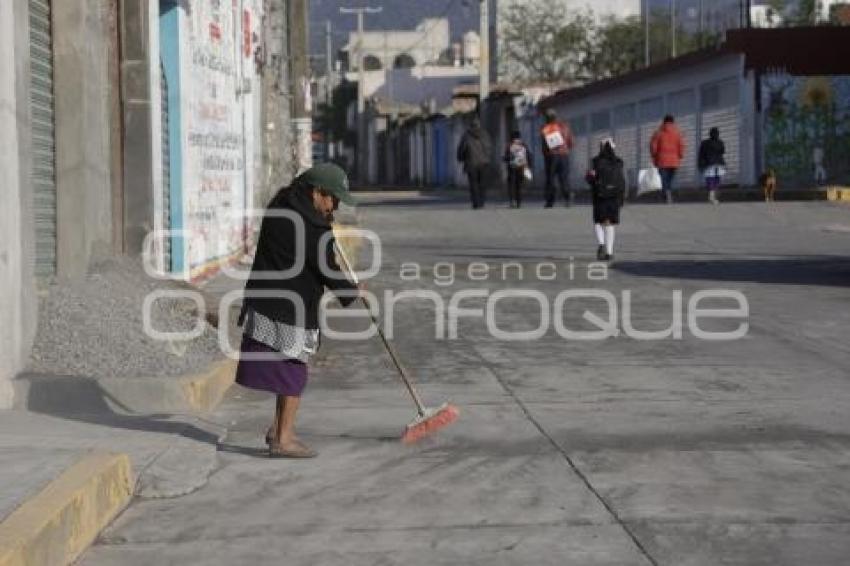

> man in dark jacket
[698,127,726,205]
[237,163,363,458]
[457,117,493,209]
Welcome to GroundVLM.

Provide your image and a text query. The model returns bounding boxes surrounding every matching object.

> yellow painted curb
[0,452,133,566]
[826,186,850,202]
[181,358,238,413]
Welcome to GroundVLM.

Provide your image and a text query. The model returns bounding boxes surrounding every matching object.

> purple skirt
[235,336,308,397]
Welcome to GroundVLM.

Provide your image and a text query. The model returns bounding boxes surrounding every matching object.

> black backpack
[594,157,624,199]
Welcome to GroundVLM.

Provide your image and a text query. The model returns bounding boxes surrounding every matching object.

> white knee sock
[604,225,615,255]
[594,224,605,246]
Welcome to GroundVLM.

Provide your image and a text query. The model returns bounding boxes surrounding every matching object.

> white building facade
[344,18,456,71]
[536,50,757,192]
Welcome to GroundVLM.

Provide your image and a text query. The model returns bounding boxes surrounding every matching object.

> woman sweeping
[586,138,626,262]
[236,163,363,458]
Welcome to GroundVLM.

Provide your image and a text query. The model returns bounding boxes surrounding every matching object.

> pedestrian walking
[650,114,685,204]
[503,130,533,208]
[235,163,363,459]
[540,108,575,208]
[457,117,493,209]
[586,138,626,262]
[698,127,726,205]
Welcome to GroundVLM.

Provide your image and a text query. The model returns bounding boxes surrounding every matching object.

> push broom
[334,242,459,443]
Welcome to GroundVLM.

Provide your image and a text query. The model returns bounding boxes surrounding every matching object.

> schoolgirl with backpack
[503,131,533,208]
[585,138,626,261]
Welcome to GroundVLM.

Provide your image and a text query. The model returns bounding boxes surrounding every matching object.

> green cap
[299,163,356,206]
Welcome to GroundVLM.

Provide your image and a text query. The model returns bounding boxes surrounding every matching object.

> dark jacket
[698,133,726,171]
[457,124,492,172]
[242,185,357,330]
[503,140,533,170]
[589,148,626,204]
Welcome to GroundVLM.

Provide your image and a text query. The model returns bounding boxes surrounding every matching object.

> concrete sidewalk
[0,401,226,565]
[74,199,850,565]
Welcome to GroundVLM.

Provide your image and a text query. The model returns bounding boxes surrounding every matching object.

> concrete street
[83,194,850,565]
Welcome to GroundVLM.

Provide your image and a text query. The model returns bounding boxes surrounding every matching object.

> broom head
[401,403,460,444]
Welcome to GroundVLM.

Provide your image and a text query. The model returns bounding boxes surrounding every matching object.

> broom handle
[333,242,427,416]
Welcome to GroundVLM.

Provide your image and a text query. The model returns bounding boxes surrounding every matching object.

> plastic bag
[637,167,662,195]
[523,167,533,181]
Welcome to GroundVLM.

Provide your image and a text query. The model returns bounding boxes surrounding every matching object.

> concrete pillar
[0,0,38,408]
[288,0,312,174]
[53,0,116,277]
[120,0,161,256]
[260,0,295,203]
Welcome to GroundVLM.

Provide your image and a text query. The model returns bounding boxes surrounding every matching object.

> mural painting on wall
[184,0,250,273]
[763,74,850,188]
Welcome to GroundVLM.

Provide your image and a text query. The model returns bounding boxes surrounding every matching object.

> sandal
[268,441,317,459]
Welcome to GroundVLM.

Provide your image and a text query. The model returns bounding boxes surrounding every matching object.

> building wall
[762,73,850,187]
[543,53,757,191]
[347,18,451,70]
[0,0,38,408]
[53,0,118,278]
[260,0,296,204]
[164,1,261,277]
[121,0,161,260]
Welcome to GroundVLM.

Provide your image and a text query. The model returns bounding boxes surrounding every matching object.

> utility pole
[479,0,489,110]
[325,19,333,160]
[670,0,677,58]
[644,0,651,67]
[325,20,333,108]
[339,6,382,184]
[698,0,704,44]
[289,0,312,173]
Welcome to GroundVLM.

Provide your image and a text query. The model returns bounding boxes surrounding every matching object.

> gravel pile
[30,258,226,379]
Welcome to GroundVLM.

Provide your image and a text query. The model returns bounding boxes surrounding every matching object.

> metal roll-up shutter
[639,122,657,169]
[613,104,637,183]
[668,89,698,188]
[29,0,56,278]
[568,116,589,190]
[527,115,545,188]
[639,96,665,171]
[675,114,698,187]
[701,108,740,184]
[160,62,171,272]
[700,79,740,184]
[585,110,612,192]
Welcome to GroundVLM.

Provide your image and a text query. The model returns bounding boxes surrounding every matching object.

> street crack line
[476,354,660,566]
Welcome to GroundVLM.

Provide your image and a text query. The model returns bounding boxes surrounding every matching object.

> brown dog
[760,169,777,202]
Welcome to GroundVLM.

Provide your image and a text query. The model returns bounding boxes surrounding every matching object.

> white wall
[546,53,756,191]
[347,18,450,69]
[0,0,37,408]
[175,1,255,275]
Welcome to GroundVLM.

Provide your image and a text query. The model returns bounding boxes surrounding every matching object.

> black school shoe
[597,245,606,260]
